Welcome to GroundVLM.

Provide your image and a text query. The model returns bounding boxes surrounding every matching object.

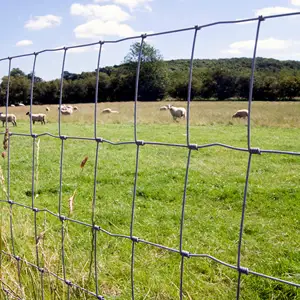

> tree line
[1,42,300,105]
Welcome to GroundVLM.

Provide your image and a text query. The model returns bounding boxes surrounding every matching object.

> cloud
[16,40,33,47]
[70,3,131,22]
[74,19,140,39]
[25,15,61,30]
[230,38,292,51]
[94,0,153,11]
[291,0,300,6]
[222,38,296,57]
[254,6,298,16]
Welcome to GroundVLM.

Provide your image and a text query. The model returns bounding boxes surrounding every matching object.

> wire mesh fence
[0,12,300,299]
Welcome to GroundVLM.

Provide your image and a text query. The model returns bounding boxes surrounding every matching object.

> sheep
[10,104,15,107]
[26,112,46,124]
[60,108,73,115]
[232,109,248,119]
[159,105,169,111]
[0,113,17,126]
[101,108,119,114]
[57,105,73,114]
[167,105,186,121]
[18,103,25,106]
[73,106,78,111]
[46,107,50,112]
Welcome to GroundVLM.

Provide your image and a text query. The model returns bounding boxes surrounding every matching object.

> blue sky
[1,0,300,80]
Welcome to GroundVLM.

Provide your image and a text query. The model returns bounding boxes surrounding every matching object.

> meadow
[1,101,300,299]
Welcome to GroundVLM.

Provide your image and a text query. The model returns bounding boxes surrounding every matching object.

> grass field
[1,101,300,299]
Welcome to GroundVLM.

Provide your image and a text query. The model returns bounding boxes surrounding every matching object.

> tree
[124,42,163,63]
[278,75,300,100]
[10,68,26,77]
[121,42,168,101]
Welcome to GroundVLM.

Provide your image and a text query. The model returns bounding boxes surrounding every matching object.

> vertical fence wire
[94,43,103,139]
[5,59,12,129]
[186,27,199,146]
[1,12,300,300]
[58,49,67,137]
[179,149,192,299]
[29,55,37,136]
[247,16,263,150]
[92,142,100,297]
[133,36,145,143]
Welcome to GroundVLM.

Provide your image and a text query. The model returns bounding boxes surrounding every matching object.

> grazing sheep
[46,107,50,112]
[0,113,17,126]
[101,108,119,114]
[232,109,248,119]
[168,105,186,121]
[73,106,78,111]
[18,103,25,106]
[159,105,169,111]
[57,105,73,115]
[60,108,73,115]
[26,112,46,124]
[10,104,15,107]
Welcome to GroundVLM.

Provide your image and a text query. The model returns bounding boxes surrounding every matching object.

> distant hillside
[165,57,300,73]
[2,57,300,105]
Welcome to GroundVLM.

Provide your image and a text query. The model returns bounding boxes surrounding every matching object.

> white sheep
[101,108,119,114]
[26,112,46,124]
[232,109,248,119]
[61,108,73,115]
[10,104,15,107]
[0,113,17,126]
[46,107,50,112]
[159,105,169,111]
[18,103,25,106]
[168,105,186,121]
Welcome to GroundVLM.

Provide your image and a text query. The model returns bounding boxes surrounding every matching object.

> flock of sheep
[0,104,79,127]
[0,104,248,127]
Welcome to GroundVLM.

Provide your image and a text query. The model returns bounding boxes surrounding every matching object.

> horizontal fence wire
[0,12,300,299]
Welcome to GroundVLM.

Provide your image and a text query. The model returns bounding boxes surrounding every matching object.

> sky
[1,0,300,80]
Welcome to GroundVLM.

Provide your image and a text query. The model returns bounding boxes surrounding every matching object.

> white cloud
[222,38,297,57]
[225,49,242,54]
[25,15,61,30]
[70,3,130,22]
[16,40,33,47]
[74,19,139,39]
[229,38,292,52]
[235,18,256,25]
[291,0,300,6]
[94,0,153,11]
[255,6,298,16]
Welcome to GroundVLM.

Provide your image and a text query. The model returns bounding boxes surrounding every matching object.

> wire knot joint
[249,147,261,155]
[136,140,145,146]
[181,250,190,258]
[131,236,139,243]
[239,266,249,275]
[188,144,198,150]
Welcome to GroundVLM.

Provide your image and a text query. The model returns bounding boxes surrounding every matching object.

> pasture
[1,101,300,299]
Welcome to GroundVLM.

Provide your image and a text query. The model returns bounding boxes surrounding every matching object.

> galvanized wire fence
[1,12,300,299]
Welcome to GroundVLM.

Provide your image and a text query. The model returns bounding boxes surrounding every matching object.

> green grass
[1,102,300,299]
